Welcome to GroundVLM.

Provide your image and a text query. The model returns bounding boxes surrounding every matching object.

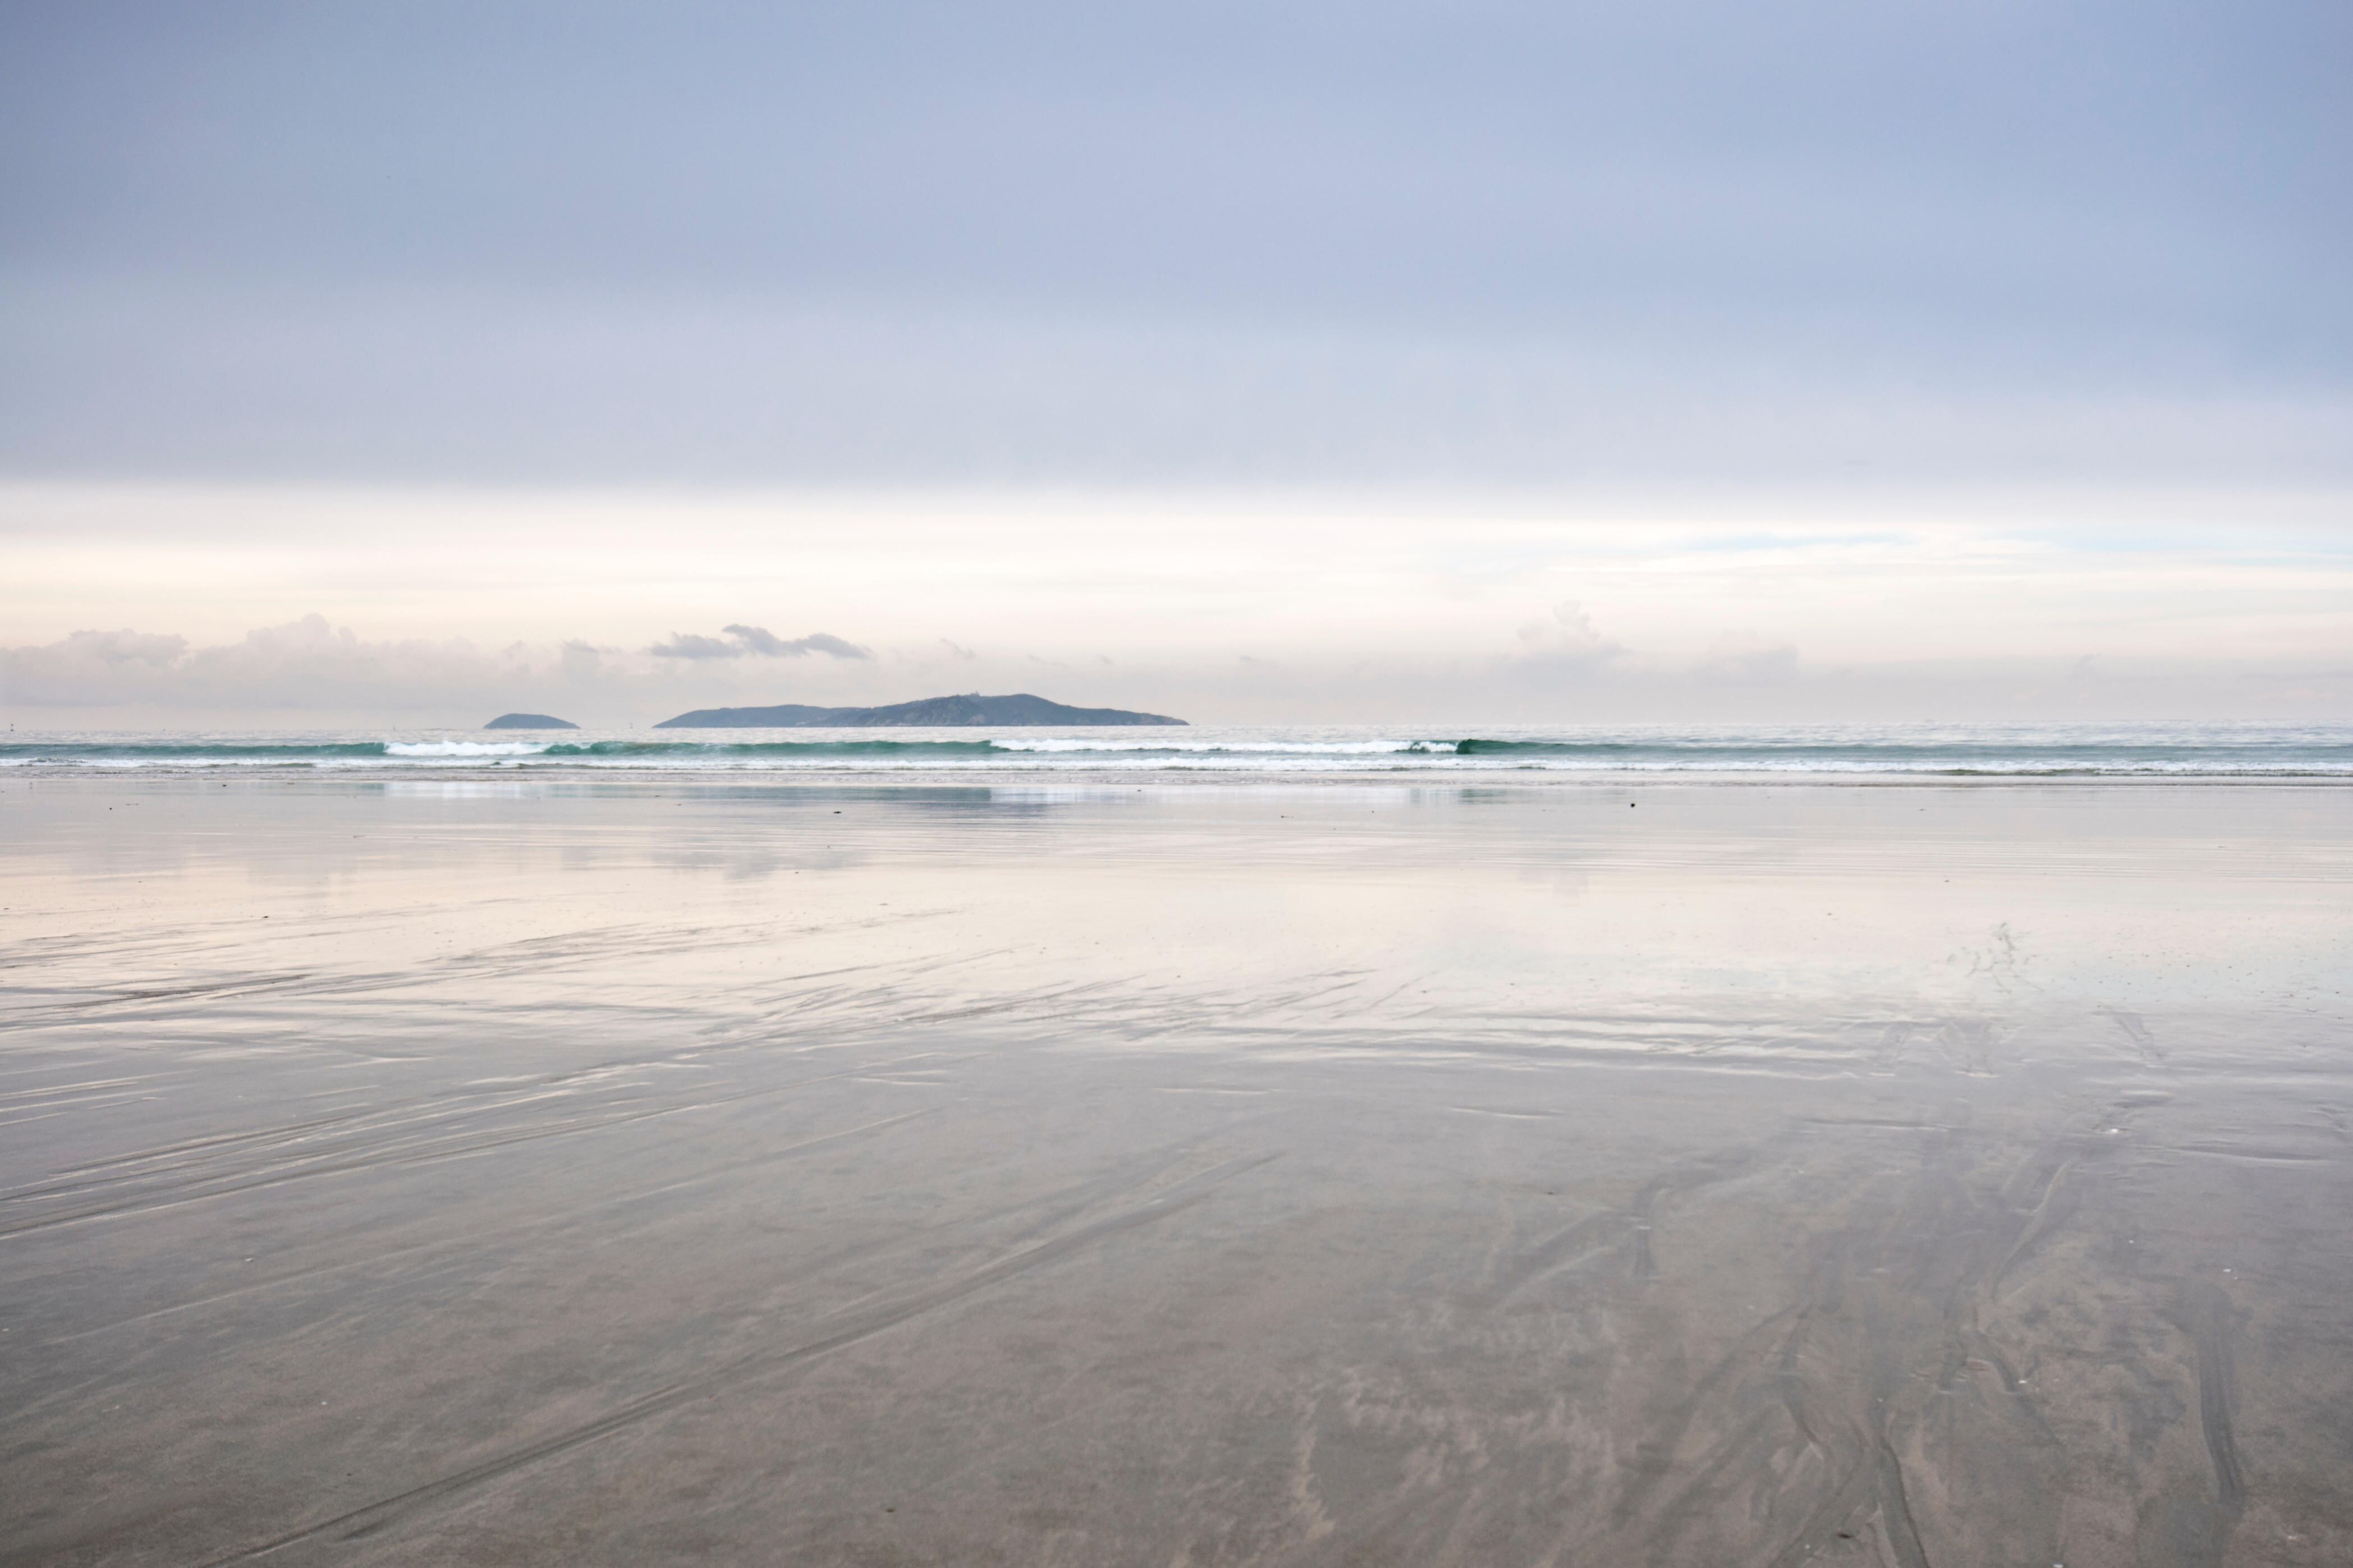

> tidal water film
[4,772,2350,1566]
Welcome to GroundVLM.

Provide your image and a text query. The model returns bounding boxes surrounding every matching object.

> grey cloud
[648,632,743,660]
[722,624,792,656]
[722,626,872,660]
[652,626,872,659]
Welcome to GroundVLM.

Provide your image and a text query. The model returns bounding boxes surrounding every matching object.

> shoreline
[11,764,2353,787]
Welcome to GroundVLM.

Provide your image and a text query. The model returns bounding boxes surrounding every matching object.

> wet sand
[3,776,2350,1566]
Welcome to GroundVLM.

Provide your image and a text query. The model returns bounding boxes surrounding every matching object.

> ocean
[6,720,2351,776]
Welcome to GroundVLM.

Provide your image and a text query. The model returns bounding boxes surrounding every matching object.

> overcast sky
[3,2,2348,723]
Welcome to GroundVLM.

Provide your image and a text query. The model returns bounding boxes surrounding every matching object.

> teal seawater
[4,724,2352,775]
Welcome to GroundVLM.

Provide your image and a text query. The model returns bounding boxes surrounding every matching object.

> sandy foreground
[3,775,2349,1566]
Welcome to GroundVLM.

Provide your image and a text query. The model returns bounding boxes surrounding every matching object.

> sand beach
[3,773,2348,1565]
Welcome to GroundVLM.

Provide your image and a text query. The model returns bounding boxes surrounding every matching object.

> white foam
[990,737,1415,755]
[382,741,552,757]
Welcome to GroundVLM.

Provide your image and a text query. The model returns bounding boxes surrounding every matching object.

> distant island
[483,712,580,730]
[655,693,1185,728]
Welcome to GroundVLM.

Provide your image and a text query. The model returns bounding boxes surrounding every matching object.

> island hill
[484,712,580,729]
[655,693,1185,728]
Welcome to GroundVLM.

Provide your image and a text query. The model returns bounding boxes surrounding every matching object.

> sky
[3,1,2348,725]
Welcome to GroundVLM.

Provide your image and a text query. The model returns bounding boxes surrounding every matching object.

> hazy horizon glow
[4,481,2346,726]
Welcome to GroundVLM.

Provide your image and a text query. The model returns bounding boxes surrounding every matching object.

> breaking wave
[4,725,2350,776]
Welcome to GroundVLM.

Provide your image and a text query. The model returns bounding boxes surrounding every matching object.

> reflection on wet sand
[2,778,2348,1566]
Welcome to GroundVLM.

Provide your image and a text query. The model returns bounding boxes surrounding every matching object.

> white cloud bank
[5,617,546,715]
[0,615,1043,725]
[3,484,2350,727]
[4,605,2346,730]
